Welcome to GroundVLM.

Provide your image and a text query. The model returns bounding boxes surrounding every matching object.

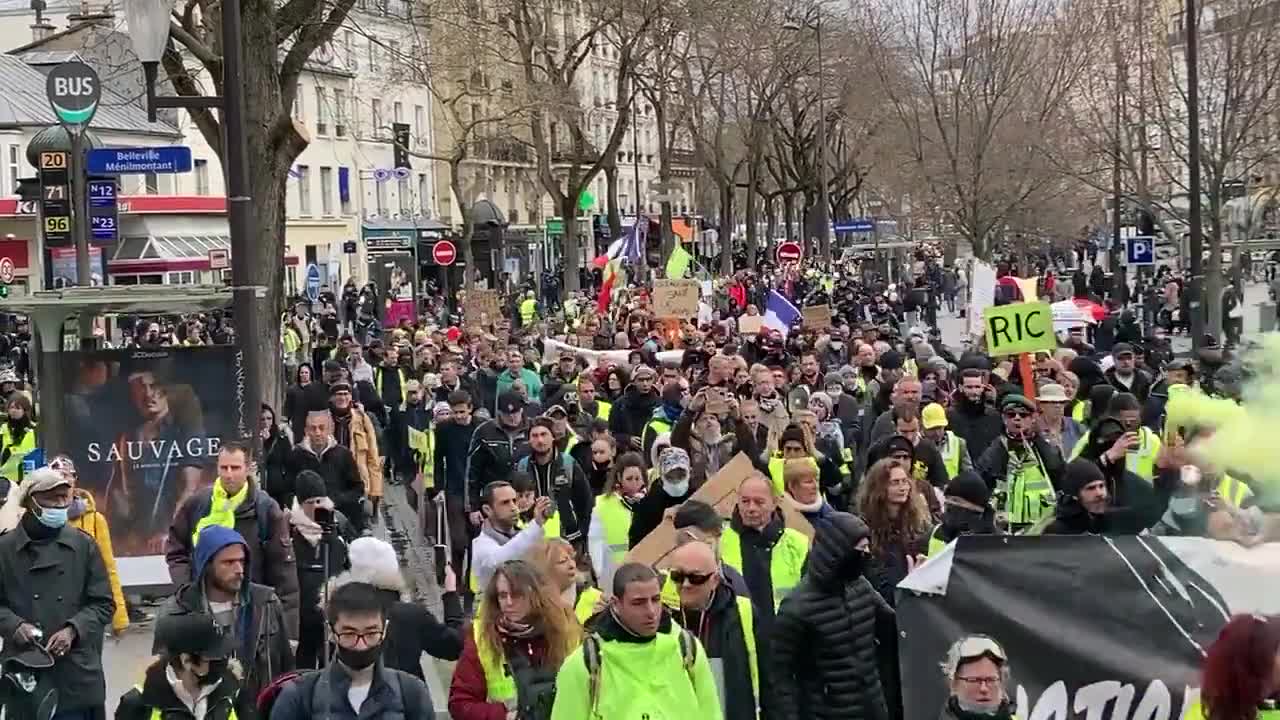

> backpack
[256,667,413,718]
[581,629,698,716]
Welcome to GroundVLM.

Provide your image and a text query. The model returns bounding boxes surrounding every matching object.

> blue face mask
[36,504,69,529]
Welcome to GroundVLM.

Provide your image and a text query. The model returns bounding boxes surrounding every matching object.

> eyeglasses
[669,570,714,586]
[331,624,386,646]
[956,676,1002,689]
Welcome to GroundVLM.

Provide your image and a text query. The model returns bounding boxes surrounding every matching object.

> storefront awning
[112,234,230,263]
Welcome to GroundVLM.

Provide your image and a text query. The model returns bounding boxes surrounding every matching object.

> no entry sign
[776,241,802,263]
[432,240,457,266]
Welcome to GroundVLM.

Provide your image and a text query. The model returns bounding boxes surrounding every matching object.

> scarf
[498,614,544,640]
[481,520,519,546]
[788,493,824,513]
[290,498,333,546]
[20,509,59,542]
[191,479,250,544]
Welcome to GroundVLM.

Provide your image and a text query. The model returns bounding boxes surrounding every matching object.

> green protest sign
[983,302,1055,356]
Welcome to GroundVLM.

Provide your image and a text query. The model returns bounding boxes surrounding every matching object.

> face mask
[662,478,689,497]
[827,386,842,397]
[943,506,987,533]
[337,642,382,670]
[840,548,871,579]
[35,504,68,529]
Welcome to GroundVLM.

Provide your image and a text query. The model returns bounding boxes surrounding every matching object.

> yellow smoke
[1165,335,1280,491]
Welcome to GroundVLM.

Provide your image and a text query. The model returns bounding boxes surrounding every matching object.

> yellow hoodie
[69,489,129,634]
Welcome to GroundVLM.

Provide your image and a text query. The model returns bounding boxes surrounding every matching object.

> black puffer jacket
[772,512,895,720]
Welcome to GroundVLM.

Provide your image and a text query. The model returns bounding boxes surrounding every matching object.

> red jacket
[448,624,554,720]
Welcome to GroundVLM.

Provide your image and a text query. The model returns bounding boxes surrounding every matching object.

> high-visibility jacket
[767,454,818,497]
[1217,474,1252,507]
[719,524,809,609]
[0,421,35,484]
[645,417,673,443]
[575,586,603,623]
[130,687,240,720]
[594,400,612,421]
[374,366,408,410]
[594,494,632,568]
[519,298,538,325]
[474,621,516,703]
[926,524,947,557]
[416,428,436,489]
[1070,426,1161,482]
[996,444,1055,528]
[1071,401,1087,424]
[939,431,966,480]
[1183,699,1280,720]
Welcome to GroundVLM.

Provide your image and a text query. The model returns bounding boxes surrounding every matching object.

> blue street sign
[87,179,118,242]
[834,218,875,233]
[305,263,322,301]
[86,146,193,175]
[1125,236,1155,266]
[21,447,44,477]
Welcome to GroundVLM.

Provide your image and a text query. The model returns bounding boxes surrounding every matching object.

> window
[393,101,403,124]
[367,39,379,71]
[285,265,298,295]
[398,176,410,213]
[345,30,356,68]
[375,178,388,215]
[144,172,159,194]
[417,172,429,213]
[316,87,329,135]
[371,99,383,137]
[7,146,19,195]
[297,165,312,215]
[334,89,348,137]
[194,159,209,195]
[293,83,304,119]
[320,166,335,215]
[414,105,426,147]
[166,270,195,285]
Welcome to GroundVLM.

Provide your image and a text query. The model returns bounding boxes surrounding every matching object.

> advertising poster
[49,246,105,288]
[60,348,237,564]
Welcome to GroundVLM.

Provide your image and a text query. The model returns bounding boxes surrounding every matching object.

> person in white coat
[469,479,551,593]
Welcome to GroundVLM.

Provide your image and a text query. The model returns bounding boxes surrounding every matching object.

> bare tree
[868,0,1095,261]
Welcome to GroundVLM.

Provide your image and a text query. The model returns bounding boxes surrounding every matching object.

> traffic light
[0,285,11,299]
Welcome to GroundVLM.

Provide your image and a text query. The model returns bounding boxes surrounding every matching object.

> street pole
[1185,0,1205,350]
[815,10,831,268]
[70,129,93,340]
[221,0,263,447]
[1110,0,1126,303]
[633,116,643,279]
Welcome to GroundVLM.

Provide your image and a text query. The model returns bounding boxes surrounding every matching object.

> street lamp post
[125,0,264,446]
[786,7,831,267]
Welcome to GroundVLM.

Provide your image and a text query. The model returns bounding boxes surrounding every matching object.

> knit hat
[883,434,915,459]
[944,470,991,508]
[808,391,834,415]
[433,401,452,420]
[823,372,844,391]
[658,447,691,477]
[294,470,327,503]
[780,425,807,448]
[879,350,904,370]
[339,537,406,593]
[1061,458,1105,499]
[154,612,230,659]
[1000,394,1035,412]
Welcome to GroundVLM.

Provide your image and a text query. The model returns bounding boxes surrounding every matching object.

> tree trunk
[603,162,621,243]
[561,196,581,299]
[718,181,734,276]
[783,194,795,242]
[451,159,475,291]
[745,159,760,270]
[654,93,675,260]
[1206,213,1224,340]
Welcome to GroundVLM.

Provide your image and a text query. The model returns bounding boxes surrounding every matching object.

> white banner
[968,261,997,338]
[542,337,684,368]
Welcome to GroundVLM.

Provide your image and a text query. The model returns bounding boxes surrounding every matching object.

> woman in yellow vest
[532,537,604,624]
[448,559,582,720]
[1188,613,1280,720]
[589,452,646,594]
[0,393,36,494]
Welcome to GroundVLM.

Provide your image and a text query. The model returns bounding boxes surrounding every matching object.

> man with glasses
[667,539,769,720]
[975,395,1064,532]
[939,635,1014,720]
[269,581,435,719]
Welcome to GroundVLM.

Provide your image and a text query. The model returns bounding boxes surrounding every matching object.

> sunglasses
[669,570,714,586]
[1003,411,1032,419]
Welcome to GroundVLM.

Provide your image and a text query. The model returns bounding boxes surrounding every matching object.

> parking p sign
[1125,236,1155,266]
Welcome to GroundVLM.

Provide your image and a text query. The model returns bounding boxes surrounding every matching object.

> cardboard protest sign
[652,279,700,318]
[738,315,763,334]
[464,289,501,327]
[983,302,1055,356]
[802,304,833,329]
[625,453,814,570]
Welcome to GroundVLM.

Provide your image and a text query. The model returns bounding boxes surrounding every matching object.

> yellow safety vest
[519,298,537,325]
[1071,402,1087,424]
[767,454,818,497]
[1217,474,1252,507]
[1183,699,1280,720]
[191,480,250,545]
[733,595,760,705]
[0,422,36,483]
[939,431,965,480]
[718,525,809,609]
[282,327,300,355]
[575,586,603,624]
[997,445,1054,527]
[417,429,436,489]
[926,524,947,557]
[595,400,612,421]
[594,494,632,568]
[474,621,516,703]
[646,418,672,444]
[375,367,408,409]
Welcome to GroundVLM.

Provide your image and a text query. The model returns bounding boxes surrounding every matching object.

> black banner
[898,536,1238,720]
[60,347,237,557]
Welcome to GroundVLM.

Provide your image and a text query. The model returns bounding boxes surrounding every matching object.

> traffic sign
[432,240,457,265]
[38,151,71,247]
[0,258,15,284]
[208,248,229,270]
[46,62,101,126]
[1125,236,1155,266]
[86,146,193,175]
[776,241,803,263]
[87,179,118,242]
[304,263,322,301]
[342,241,357,254]
[834,218,876,233]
